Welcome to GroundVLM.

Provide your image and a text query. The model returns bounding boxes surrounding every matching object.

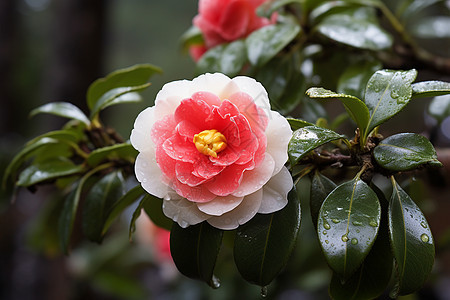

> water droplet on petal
[261,286,268,298]
[211,275,221,289]
[421,234,429,243]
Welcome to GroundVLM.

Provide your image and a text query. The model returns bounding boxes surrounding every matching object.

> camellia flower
[130,73,293,230]
[191,0,277,60]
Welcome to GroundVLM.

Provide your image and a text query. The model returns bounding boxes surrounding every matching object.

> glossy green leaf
[429,94,450,123]
[3,137,60,188]
[310,171,336,228]
[329,202,392,300]
[17,159,84,187]
[306,87,369,136]
[196,40,247,77]
[374,133,442,171]
[337,59,382,100]
[400,0,445,20]
[287,118,314,131]
[364,69,417,136]
[58,164,112,253]
[170,222,223,287]
[180,25,203,52]
[129,197,146,241]
[316,13,392,50]
[288,125,346,166]
[412,81,450,98]
[234,188,301,286]
[82,171,125,243]
[102,185,146,235]
[246,21,300,66]
[27,129,83,145]
[87,64,161,110]
[90,84,150,119]
[86,142,137,167]
[389,178,435,296]
[257,0,303,17]
[142,194,173,231]
[317,178,381,282]
[30,102,90,126]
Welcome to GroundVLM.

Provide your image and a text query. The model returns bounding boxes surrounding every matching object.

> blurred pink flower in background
[190,0,277,60]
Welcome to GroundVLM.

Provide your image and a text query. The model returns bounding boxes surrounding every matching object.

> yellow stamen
[193,129,227,158]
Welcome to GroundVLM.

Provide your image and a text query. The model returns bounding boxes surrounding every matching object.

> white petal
[258,166,293,214]
[266,110,292,175]
[135,150,169,198]
[130,107,156,152]
[189,73,232,97]
[197,195,244,216]
[232,76,271,110]
[207,189,263,230]
[232,153,275,197]
[154,80,192,117]
[163,198,210,228]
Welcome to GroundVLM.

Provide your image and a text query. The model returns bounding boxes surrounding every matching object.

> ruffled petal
[189,73,232,98]
[130,107,156,152]
[227,91,268,133]
[219,0,250,41]
[258,166,292,214]
[135,150,170,198]
[150,114,177,145]
[174,98,213,129]
[154,80,192,118]
[162,198,210,228]
[231,76,271,111]
[206,189,263,230]
[162,134,200,163]
[204,163,250,196]
[265,110,292,175]
[232,153,275,197]
[175,161,209,187]
[197,195,244,216]
[172,180,217,203]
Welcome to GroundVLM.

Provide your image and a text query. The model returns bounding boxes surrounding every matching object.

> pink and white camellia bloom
[130,73,293,230]
[191,0,277,60]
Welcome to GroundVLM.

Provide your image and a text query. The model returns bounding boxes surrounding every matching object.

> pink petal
[219,0,250,41]
[176,120,201,141]
[192,91,222,107]
[150,114,177,145]
[172,180,217,203]
[174,98,213,130]
[204,163,250,196]
[162,134,200,163]
[228,92,268,134]
[175,161,209,187]
[232,153,275,197]
[193,155,226,179]
[155,144,176,182]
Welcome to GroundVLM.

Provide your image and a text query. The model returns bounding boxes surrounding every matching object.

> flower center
[193,129,227,158]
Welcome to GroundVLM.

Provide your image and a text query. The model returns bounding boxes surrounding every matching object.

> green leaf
[30,102,90,126]
[58,163,112,253]
[429,94,450,123]
[129,197,146,241]
[246,21,300,66]
[196,40,247,77]
[412,80,450,98]
[337,59,382,100]
[86,142,138,167]
[310,171,336,228]
[142,194,173,231]
[317,178,381,282]
[306,87,369,136]
[364,69,418,137]
[17,159,84,187]
[288,125,346,166]
[257,0,303,17]
[87,64,161,110]
[180,25,203,52]
[170,222,223,287]
[102,185,146,235]
[82,171,125,243]
[90,84,150,119]
[287,118,314,131]
[27,129,83,145]
[374,133,442,171]
[389,178,435,296]
[234,188,301,286]
[316,12,393,50]
[3,137,60,188]
[329,198,392,300]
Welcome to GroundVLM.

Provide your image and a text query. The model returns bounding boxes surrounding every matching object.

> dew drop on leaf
[421,233,429,243]
[341,235,349,242]
[351,238,358,245]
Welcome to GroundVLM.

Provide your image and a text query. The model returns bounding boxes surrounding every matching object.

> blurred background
[1,0,450,299]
